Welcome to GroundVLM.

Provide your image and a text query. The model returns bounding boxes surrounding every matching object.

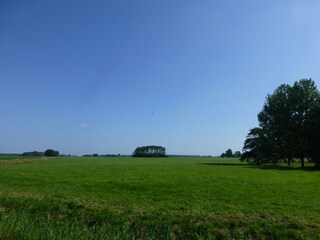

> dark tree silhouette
[225,149,233,157]
[242,79,320,168]
[22,151,44,157]
[132,146,166,157]
[44,149,59,157]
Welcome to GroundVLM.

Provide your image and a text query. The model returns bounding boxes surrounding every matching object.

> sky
[1,0,320,156]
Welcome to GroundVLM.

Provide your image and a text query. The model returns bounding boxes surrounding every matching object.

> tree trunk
[300,157,305,168]
[288,157,291,167]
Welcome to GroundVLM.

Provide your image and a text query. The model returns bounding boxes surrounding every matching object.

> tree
[288,79,320,167]
[308,100,320,167]
[44,149,59,157]
[257,84,294,165]
[233,151,242,158]
[241,127,277,164]
[132,146,166,157]
[221,149,240,158]
[225,149,233,157]
[242,79,320,168]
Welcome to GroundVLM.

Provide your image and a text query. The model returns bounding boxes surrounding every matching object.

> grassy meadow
[0,156,319,239]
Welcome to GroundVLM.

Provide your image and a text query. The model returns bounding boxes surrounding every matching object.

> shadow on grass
[254,164,319,171]
[197,162,320,171]
[197,163,248,167]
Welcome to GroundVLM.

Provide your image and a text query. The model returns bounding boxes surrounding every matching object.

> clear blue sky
[1,0,320,156]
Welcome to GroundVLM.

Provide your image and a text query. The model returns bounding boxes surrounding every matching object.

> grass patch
[0,156,54,166]
[0,157,319,239]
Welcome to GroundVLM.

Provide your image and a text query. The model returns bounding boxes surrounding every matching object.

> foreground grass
[0,157,319,239]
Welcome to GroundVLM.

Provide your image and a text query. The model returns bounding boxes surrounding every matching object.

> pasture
[0,156,319,239]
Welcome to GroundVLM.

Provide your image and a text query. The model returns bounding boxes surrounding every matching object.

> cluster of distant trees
[132,145,167,157]
[0,153,22,156]
[241,79,320,168]
[220,149,241,158]
[21,149,59,157]
[44,149,59,157]
[22,151,44,157]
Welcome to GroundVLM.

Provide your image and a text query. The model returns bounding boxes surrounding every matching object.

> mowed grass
[0,157,320,239]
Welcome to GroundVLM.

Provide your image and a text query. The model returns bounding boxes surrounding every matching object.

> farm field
[0,156,319,239]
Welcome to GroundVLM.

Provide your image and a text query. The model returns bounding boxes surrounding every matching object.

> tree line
[132,145,167,157]
[220,149,242,158]
[22,149,59,157]
[241,79,320,168]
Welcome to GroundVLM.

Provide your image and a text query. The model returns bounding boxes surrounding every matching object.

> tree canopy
[22,151,44,157]
[132,146,167,157]
[44,149,59,157]
[241,79,320,167]
[221,149,241,158]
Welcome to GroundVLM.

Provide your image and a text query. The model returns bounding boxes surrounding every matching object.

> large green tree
[308,100,320,167]
[241,127,276,164]
[257,84,294,165]
[289,80,320,167]
[242,79,320,168]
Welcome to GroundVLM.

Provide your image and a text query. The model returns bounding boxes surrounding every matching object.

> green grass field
[0,156,319,239]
